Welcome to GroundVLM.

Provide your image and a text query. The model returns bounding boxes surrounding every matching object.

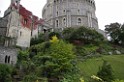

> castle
[0,0,105,65]
[42,0,98,30]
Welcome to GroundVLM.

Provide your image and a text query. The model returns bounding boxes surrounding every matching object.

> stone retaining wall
[0,46,18,65]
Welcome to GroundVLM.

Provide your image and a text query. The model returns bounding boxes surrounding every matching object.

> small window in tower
[91,1,92,4]
[56,20,59,27]
[57,11,58,16]
[78,9,80,12]
[54,0,56,3]
[16,1,18,3]
[78,18,81,24]
[88,0,90,3]
[64,10,65,12]
[63,18,66,26]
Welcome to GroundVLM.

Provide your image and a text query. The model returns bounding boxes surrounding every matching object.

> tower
[42,0,99,31]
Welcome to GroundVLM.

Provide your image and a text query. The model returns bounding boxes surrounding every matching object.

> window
[78,18,81,24]
[54,0,56,3]
[8,56,10,63]
[56,20,59,27]
[63,10,66,13]
[57,11,58,16]
[20,31,22,36]
[5,56,10,63]
[5,56,7,63]
[78,9,80,13]
[63,18,66,26]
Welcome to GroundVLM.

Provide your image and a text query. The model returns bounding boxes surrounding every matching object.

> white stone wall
[16,27,31,48]
[32,27,39,38]
[0,47,17,65]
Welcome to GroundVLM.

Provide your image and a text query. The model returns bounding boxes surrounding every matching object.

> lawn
[78,55,124,81]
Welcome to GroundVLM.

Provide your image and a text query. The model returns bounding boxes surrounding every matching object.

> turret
[11,0,20,5]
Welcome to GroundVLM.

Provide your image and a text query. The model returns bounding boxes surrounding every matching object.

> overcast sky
[0,0,124,30]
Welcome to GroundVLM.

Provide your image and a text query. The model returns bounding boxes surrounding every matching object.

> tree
[62,27,75,41]
[97,60,114,82]
[118,24,124,46]
[30,36,76,82]
[105,22,121,44]
[68,26,104,44]
[30,33,45,46]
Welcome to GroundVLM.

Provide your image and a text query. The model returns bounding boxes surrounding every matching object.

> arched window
[78,18,81,24]
[63,18,66,26]
[5,55,7,63]
[56,20,59,27]
[8,56,10,63]
[54,0,56,3]
[63,10,66,13]
[91,1,93,4]
[57,11,58,16]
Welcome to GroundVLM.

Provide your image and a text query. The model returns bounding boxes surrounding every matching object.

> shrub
[97,60,114,82]
[22,74,38,82]
[112,79,124,82]
[0,64,12,82]
[33,39,75,79]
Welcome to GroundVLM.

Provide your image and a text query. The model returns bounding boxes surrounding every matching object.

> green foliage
[49,32,61,39]
[0,64,12,82]
[63,26,104,44]
[17,50,36,75]
[78,55,124,81]
[50,35,59,43]
[18,50,29,62]
[33,40,75,78]
[22,74,38,82]
[76,44,99,57]
[30,33,45,46]
[105,22,124,46]
[97,60,114,82]
[61,73,80,82]
[90,75,104,82]
[62,27,75,41]
[112,79,124,82]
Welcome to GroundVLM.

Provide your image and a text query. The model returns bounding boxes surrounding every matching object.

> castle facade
[42,0,98,31]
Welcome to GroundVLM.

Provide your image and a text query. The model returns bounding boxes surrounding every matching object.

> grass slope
[78,55,124,80]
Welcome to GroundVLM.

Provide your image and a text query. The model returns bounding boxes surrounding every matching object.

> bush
[30,33,45,46]
[76,44,98,57]
[33,39,76,79]
[22,74,38,82]
[0,64,12,82]
[97,60,114,82]
[112,79,124,82]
